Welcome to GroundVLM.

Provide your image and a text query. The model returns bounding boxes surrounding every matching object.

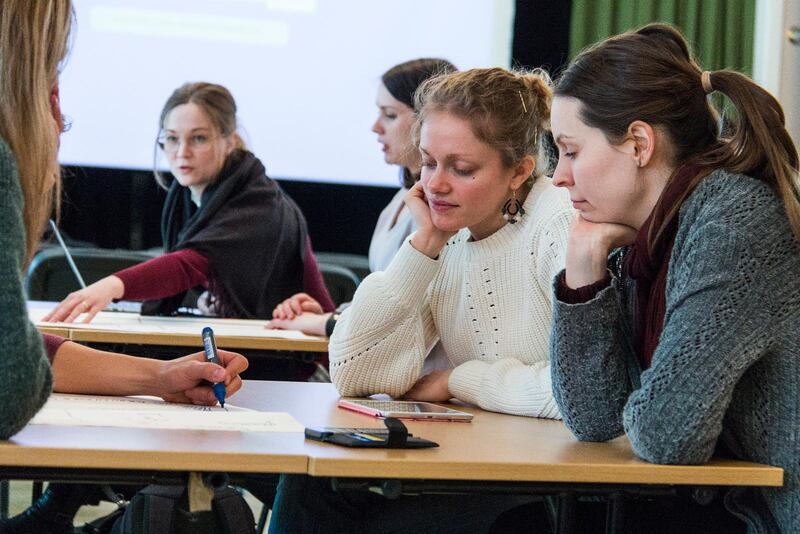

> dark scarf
[623,165,702,369]
[141,150,307,319]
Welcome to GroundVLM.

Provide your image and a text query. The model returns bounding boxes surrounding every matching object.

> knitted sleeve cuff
[555,270,612,304]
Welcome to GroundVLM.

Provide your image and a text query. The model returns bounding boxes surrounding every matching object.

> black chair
[318,262,360,307]
[25,246,160,301]
[313,252,370,283]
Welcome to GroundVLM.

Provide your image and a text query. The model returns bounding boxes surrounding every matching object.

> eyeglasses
[157,133,219,154]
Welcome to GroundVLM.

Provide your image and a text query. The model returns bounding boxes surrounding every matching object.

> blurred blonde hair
[0,0,73,267]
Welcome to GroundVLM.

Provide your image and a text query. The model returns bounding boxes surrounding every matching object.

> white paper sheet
[29,394,304,433]
[29,304,320,341]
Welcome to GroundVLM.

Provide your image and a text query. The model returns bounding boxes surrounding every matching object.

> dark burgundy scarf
[142,149,308,319]
[623,165,702,369]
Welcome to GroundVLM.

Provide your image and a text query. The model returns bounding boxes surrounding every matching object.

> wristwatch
[325,312,341,337]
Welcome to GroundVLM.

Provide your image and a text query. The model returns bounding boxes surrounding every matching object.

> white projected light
[59,0,514,187]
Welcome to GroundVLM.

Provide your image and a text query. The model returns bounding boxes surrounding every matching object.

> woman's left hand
[403,369,453,402]
[155,349,249,405]
[267,312,330,336]
[405,181,456,259]
[564,214,637,288]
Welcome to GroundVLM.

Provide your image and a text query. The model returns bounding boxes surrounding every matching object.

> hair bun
[519,69,553,127]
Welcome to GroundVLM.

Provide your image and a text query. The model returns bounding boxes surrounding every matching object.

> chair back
[313,252,370,282]
[317,262,360,307]
[25,246,159,301]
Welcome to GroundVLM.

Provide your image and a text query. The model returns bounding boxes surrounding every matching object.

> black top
[142,150,307,319]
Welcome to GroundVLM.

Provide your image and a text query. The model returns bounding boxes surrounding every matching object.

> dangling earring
[502,188,525,224]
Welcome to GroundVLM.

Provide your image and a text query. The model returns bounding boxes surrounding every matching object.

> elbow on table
[0,400,45,440]
[626,422,713,465]
[570,426,623,443]
[0,418,29,440]
[331,379,364,398]
[562,415,623,443]
[329,365,356,396]
[630,440,711,465]
[331,366,413,399]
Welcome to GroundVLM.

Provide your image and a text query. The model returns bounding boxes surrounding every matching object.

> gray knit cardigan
[0,138,53,439]
[551,170,800,533]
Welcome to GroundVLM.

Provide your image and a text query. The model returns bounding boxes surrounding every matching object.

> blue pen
[201,327,227,408]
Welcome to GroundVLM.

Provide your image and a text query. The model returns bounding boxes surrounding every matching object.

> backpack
[107,484,255,534]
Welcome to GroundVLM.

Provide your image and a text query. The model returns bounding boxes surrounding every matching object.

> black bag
[109,484,255,534]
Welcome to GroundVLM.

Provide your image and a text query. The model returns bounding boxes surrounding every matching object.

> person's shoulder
[0,136,11,157]
[0,137,16,171]
[0,137,20,189]
[680,169,792,247]
[693,168,774,197]
[685,169,786,225]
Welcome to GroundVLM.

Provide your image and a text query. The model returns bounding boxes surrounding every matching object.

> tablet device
[337,399,473,422]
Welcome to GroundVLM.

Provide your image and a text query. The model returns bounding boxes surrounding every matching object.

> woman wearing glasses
[44,82,333,322]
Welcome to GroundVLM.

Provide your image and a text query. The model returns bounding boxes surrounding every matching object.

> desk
[0,381,782,489]
[29,301,328,353]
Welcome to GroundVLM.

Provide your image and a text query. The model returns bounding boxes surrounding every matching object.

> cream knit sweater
[330,178,573,417]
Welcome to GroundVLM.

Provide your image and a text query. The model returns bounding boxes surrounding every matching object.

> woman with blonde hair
[269,66,574,533]
[0,2,247,531]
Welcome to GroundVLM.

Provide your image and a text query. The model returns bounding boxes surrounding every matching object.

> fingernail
[212,369,225,381]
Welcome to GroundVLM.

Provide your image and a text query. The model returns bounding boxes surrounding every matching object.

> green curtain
[569,0,756,74]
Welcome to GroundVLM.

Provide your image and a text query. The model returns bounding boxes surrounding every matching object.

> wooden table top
[30,301,328,352]
[0,382,783,487]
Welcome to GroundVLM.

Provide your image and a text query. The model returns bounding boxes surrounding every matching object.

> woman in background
[44,82,333,322]
[269,58,456,336]
[0,2,247,532]
[550,23,800,532]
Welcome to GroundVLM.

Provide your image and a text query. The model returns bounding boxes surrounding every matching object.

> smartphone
[304,426,439,448]
[337,398,473,422]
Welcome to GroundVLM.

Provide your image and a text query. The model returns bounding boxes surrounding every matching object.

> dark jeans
[268,474,536,534]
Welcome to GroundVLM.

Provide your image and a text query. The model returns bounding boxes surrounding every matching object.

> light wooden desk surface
[0,381,783,488]
[29,301,328,353]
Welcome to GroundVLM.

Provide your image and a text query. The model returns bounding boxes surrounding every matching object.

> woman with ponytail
[550,23,800,532]
[268,67,574,533]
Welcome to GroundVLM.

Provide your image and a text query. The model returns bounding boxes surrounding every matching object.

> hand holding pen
[154,343,248,406]
[202,327,230,409]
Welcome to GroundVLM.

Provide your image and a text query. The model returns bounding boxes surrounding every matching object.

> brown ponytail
[696,70,800,238]
[555,23,800,244]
